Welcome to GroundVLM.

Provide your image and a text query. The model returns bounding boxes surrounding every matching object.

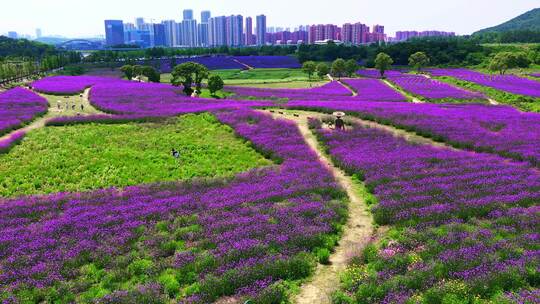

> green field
[0,113,272,197]
[161,68,329,88]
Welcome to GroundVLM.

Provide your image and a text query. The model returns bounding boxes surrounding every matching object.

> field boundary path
[263,110,374,304]
[337,79,358,97]
[0,88,105,142]
[232,59,254,70]
[382,79,424,103]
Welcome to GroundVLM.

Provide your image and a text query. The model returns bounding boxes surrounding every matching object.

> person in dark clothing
[335,117,345,130]
[171,148,180,159]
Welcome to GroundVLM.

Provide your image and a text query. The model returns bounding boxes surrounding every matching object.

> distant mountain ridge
[474,8,540,34]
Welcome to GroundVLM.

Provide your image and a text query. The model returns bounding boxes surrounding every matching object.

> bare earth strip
[263,110,375,304]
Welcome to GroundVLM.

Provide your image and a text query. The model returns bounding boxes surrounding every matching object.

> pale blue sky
[1,0,538,38]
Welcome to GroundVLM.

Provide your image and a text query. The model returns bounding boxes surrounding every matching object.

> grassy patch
[161,68,327,88]
[0,113,272,197]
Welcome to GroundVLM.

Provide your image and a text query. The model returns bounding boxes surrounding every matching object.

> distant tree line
[0,36,81,83]
[472,30,540,44]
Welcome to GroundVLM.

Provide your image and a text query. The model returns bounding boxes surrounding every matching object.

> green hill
[475,8,540,34]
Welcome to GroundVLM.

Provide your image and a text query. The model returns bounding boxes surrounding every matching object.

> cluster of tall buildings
[104,9,391,48]
[105,10,270,48]
[104,9,455,48]
[390,30,455,42]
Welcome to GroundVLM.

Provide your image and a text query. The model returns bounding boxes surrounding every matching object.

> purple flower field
[356,69,486,100]
[387,72,486,100]
[0,87,48,136]
[531,73,540,78]
[89,80,272,115]
[31,75,114,95]
[226,81,353,100]
[315,124,540,224]
[0,109,346,303]
[0,130,26,153]
[428,68,540,98]
[312,122,540,302]
[232,56,301,69]
[137,56,301,73]
[2,75,539,302]
[290,100,540,166]
[341,78,407,102]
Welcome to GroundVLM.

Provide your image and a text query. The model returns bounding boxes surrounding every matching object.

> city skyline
[1,0,538,38]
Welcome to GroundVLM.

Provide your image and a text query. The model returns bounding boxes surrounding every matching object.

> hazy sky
[1,0,538,38]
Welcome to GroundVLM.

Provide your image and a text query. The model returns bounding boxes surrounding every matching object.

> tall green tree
[208,75,224,97]
[142,66,160,83]
[331,58,346,79]
[171,62,210,96]
[316,63,329,79]
[374,53,393,78]
[345,59,359,77]
[120,65,135,80]
[408,52,430,72]
[302,61,317,81]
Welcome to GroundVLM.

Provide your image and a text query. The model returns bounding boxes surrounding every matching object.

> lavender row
[89,80,273,115]
[0,87,48,136]
[340,78,407,102]
[31,75,115,95]
[0,131,26,154]
[289,100,540,166]
[336,209,539,303]
[0,109,345,303]
[428,68,540,98]
[387,72,486,100]
[233,56,301,69]
[314,123,540,225]
[311,122,539,302]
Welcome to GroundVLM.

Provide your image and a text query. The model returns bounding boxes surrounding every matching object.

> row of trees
[0,53,81,83]
[302,59,359,80]
[120,65,161,82]
[120,62,225,97]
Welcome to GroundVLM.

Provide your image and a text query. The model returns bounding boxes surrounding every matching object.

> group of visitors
[56,100,84,112]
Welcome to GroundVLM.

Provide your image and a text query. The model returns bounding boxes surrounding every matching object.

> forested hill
[474,8,540,34]
[0,36,58,59]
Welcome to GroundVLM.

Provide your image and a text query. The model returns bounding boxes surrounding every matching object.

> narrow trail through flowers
[337,79,358,97]
[382,79,424,103]
[264,110,374,304]
[0,88,103,142]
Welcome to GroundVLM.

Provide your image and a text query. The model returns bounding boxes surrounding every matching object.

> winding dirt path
[263,110,374,304]
[0,88,103,143]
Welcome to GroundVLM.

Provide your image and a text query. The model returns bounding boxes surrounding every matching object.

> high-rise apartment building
[183,9,193,21]
[245,17,254,45]
[104,20,125,46]
[162,20,176,47]
[225,15,243,46]
[201,11,211,23]
[256,15,266,45]
[153,23,166,46]
[182,19,198,46]
[208,16,226,46]
[199,11,211,47]
[342,23,353,44]
[35,28,42,39]
[135,18,145,29]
